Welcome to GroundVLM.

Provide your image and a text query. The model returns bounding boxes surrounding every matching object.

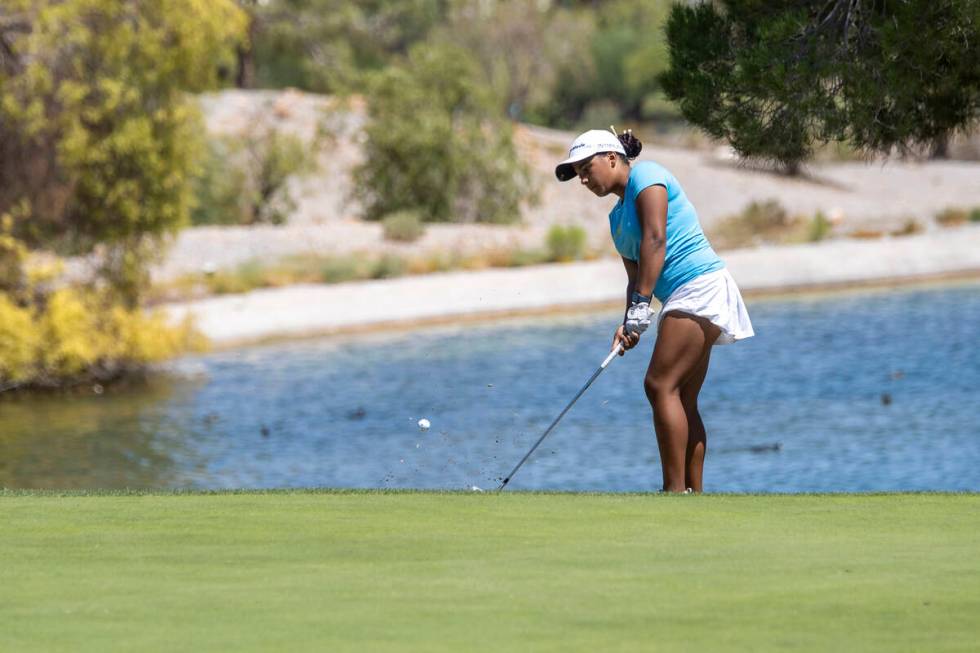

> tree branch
[0,13,30,75]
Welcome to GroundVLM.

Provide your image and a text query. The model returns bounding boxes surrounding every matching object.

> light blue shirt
[609,161,724,302]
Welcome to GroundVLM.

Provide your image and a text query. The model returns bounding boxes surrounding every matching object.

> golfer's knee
[681,393,699,415]
[644,373,678,404]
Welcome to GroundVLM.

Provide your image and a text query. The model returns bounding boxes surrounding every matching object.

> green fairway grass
[1,491,978,652]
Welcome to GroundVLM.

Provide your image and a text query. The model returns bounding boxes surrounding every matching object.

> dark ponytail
[616,128,642,160]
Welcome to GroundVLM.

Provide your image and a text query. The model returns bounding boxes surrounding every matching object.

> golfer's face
[573,154,614,197]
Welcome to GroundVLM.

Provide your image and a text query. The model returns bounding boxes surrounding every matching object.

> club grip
[601,344,623,368]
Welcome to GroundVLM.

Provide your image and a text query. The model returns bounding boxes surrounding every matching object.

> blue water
[1,282,978,492]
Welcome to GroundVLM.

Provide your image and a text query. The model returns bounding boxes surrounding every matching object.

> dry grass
[935,207,980,227]
[149,231,593,303]
[890,218,925,237]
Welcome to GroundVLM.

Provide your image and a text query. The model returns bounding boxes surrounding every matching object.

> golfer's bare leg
[645,312,719,493]
[681,347,713,492]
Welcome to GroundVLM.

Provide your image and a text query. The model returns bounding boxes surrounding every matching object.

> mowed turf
[1,491,978,652]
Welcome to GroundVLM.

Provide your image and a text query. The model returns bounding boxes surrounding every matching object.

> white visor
[555,129,626,181]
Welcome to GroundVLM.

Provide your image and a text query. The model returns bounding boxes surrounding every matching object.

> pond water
[1,281,978,493]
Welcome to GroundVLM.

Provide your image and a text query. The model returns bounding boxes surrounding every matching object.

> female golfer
[555,128,753,493]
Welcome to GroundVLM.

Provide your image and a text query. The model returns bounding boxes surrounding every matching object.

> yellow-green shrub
[37,289,101,377]
[107,304,204,365]
[0,287,204,391]
[381,210,426,243]
[0,294,41,386]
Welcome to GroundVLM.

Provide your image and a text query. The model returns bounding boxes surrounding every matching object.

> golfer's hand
[625,301,653,336]
[612,324,639,355]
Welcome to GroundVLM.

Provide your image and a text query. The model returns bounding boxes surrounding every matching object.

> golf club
[497,343,624,491]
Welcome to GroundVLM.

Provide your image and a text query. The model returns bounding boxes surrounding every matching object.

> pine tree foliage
[660,0,980,171]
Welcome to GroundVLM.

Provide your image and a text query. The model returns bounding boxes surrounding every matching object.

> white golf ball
[470,486,484,492]
[417,418,431,431]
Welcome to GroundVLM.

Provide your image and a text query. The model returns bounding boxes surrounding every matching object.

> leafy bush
[546,225,588,262]
[190,138,252,226]
[972,208,980,223]
[808,212,832,242]
[191,128,316,226]
[249,129,317,224]
[382,211,426,243]
[355,41,532,225]
[711,200,805,249]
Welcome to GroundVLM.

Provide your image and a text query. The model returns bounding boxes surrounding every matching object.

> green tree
[248,0,444,92]
[354,42,532,224]
[243,0,679,129]
[593,0,676,121]
[515,0,677,128]
[660,0,980,172]
[0,0,246,302]
[440,0,567,121]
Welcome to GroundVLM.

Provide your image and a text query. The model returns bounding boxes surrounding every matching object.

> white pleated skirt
[656,268,755,345]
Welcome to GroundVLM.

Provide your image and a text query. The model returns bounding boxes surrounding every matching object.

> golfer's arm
[622,257,638,323]
[634,185,668,299]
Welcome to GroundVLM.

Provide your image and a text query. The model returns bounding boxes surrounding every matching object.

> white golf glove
[625,300,653,336]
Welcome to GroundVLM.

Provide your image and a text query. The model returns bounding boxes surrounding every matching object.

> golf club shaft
[497,345,622,491]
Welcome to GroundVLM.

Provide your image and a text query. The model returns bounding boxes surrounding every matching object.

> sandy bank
[164,227,980,348]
